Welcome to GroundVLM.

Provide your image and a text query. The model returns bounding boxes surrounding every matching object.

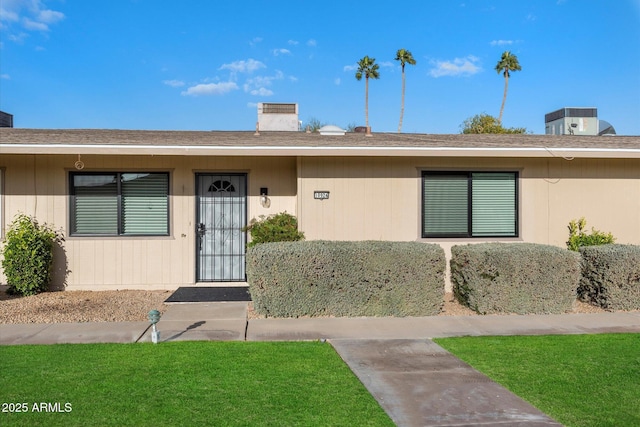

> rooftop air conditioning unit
[257,103,299,131]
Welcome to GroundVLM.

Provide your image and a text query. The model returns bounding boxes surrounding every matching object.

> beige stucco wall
[297,156,640,290]
[0,154,297,290]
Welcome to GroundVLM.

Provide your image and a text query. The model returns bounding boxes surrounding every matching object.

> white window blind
[122,173,169,235]
[472,173,516,236]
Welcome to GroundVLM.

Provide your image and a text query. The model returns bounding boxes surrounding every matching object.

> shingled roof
[1,128,639,158]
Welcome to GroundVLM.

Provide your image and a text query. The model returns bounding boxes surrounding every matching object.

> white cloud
[8,32,27,43]
[272,48,291,56]
[0,7,19,22]
[37,9,64,24]
[334,77,341,85]
[0,1,65,34]
[288,39,299,45]
[181,81,238,96]
[249,37,263,46]
[249,87,273,96]
[490,39,514,46]
[343,64,357,72]
[243,70,284,96]
[380,61,394,68]
[1,73,10,79]
[219,58,266,74]
[307,39,317,47]
[163,79,185,87]
[428,56,482,77]
[23,17,47,31]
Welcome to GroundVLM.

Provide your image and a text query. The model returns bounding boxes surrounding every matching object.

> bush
[578,245,640,311]
[460,113,528,134]
[247,241,445,317]
[451,243,581,314]
[567,217,615,251]
[1,214,63,296]
[244,212,304,248]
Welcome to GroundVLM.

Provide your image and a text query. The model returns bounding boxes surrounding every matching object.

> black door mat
[164,286,252,303]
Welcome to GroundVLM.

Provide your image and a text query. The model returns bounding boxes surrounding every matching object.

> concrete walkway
[1,303,639,426]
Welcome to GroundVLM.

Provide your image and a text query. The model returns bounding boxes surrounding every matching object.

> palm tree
[355,56,380,133]
[495,51,521,125]
[395,49,416,133]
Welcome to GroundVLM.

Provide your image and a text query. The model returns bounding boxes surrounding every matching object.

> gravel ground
[0,287,171,324]
[0,287,606,324]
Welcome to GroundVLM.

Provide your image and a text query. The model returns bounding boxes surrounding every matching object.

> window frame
[69,171,170,237]
[421,171,519,238]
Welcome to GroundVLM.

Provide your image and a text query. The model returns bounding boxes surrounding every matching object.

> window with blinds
[70,172,169,236]
[422,172,517,238]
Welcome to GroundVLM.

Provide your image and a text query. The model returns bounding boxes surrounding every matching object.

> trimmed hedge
[451,243,581,314]
[578,245,640,311]
[247,241,445,317]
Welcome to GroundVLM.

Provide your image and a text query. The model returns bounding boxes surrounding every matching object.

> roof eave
[1,144,639,159]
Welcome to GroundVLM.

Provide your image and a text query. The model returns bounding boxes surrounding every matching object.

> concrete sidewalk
[2,303,638,345]
[1,304,639,427]
[246,311,640,341]
[332,338,563,426]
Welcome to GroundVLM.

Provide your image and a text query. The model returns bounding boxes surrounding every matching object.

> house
[1,128,639,291]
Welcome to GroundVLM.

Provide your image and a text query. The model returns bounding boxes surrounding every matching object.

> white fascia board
[1,144,639,158]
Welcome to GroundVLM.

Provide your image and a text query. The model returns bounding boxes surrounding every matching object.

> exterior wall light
[148,309,161,344]
[260,187,271,208]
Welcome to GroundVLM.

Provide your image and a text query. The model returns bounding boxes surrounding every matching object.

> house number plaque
[314,191,330,200]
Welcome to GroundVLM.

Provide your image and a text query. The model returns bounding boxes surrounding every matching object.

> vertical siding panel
[146,240,163,286]
[132,240,143,285]
[120,240,134,287]
[179,157,193,286]
[101,240,117,286]
[161,239,172,285]
[333,157,346,239]
[347,159,366,240]
[93,241,105,287]
[75,241,96,286]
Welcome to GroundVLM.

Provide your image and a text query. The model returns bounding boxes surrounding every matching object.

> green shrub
[567,217,615,251]
[451,243,581,314]
[1,214,63,296]
[247,241,445,317]
[578,244,640,311]
[244,212,304,248]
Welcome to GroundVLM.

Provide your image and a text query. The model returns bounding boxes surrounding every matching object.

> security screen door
[196,174,247,281]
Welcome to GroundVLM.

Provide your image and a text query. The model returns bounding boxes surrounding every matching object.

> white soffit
[2,143,640,158]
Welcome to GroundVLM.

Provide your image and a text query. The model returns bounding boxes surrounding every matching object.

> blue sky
[1,0,639,135]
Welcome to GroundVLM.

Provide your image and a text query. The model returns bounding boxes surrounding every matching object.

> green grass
[0,341,393,427]
[435,333,640,427]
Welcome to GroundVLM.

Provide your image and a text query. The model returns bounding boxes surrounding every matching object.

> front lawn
[435,333,640,427]
[0,341,393,426]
